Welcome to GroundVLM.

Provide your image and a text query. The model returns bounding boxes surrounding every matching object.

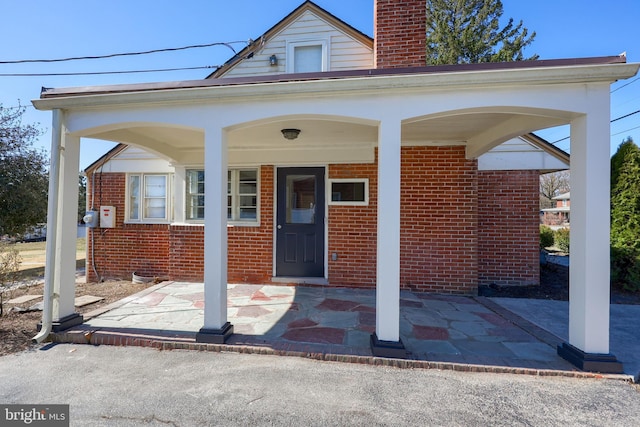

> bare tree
[540,171,570,209]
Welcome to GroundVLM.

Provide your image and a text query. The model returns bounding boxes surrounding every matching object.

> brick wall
[86,167,275,283]
[86,173,171,282]
[400,146,478,293]
[86,154,538,294]
[374,0,427,68]
[478,170,540,286]
[328,163,378,287]
[227,166,274,284]
[329,147,478,294]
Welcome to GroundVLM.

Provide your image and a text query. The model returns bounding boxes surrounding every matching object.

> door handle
[277,225,282,229]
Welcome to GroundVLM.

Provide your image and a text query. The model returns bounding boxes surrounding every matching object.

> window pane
[239,182,257,194]
[286,175,316,224]
[239,195,257,207]
[129,175,140,220]
[331,182,365,202]
[294,45,322,73]
[239,170,257,181]
[144,175,166,219]
[186,170,205,220]
[145,175,166,197]
[239,208,257,220]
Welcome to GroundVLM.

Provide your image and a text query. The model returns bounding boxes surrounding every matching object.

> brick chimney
[374,0,427,68]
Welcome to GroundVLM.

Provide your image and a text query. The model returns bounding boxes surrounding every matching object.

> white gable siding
[93,146,174,173]
[221,10,372,78]
[478,137,569,171]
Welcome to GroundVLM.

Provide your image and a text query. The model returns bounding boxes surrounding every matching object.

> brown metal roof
[40,55,627,99]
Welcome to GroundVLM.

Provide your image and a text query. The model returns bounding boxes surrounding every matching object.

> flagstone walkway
[49,281,602,375]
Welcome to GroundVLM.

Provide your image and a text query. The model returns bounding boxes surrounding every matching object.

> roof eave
[33,61,640,111]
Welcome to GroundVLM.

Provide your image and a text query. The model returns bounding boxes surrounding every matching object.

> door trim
[272,165,328,280]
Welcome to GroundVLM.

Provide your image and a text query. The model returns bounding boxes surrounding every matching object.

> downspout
[32,109,63,343]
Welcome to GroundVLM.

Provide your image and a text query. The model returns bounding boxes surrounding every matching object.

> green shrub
[611,246,640,292]
[554,228,570,253]
[539,225,554,249]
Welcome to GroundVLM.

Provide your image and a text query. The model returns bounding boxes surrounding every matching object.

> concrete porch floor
[51,282,634,379]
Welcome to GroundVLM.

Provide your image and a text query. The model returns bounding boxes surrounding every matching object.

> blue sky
[2,0,639,169]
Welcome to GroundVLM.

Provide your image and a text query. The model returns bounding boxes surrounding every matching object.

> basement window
[329,179,368,206]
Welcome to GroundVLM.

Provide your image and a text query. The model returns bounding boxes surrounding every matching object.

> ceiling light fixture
[281,128,301,140]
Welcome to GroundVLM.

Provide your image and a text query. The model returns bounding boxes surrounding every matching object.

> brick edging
[49,328,634,383]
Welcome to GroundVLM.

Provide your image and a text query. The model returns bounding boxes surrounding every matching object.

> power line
[551,109,640,145]
[612,125,640,137]
[0,65,218,77]
[612,77,640,94]
[0,41,247,64]
[611,109,640,123]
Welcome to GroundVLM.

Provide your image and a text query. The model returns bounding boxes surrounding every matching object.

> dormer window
[287,39,329,73]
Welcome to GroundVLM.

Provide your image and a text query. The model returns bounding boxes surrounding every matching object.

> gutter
[32,109,63,343]
[32,62,640,111]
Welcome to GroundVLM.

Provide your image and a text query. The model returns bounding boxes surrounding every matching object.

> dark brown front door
[276,167,325,277]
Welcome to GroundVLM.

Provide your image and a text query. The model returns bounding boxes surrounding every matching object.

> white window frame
[328,178,369,206]
[286,39,329,73]
[184,167,260,226]
[125,173,173,223]
[228,168,260,226]
[185,169,206,221]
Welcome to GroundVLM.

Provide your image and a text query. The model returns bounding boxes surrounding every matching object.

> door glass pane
[286,175,316,224]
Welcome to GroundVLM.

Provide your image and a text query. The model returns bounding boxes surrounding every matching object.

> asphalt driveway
[1,344,639,426]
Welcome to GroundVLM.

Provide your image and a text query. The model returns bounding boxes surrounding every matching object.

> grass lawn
[12,237,86,280]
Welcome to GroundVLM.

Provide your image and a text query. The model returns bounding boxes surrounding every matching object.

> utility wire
[612,77,640,94]
[612,125,640,137]
[551,109,640,145]
[0,41,247,64]
[0,65,218,77]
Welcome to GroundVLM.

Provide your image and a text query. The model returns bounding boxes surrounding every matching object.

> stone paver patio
[48,281,608,376]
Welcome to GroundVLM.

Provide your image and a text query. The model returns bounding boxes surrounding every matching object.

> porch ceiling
[402,112,567,150]
[85,112,565,164]
[228,119,378,148]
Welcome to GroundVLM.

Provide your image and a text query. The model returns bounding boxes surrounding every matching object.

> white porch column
[371,118,406,358]
[51,130,82,327]
[558,83,622,373]
[196,126,233,343]
[37,110,84,333]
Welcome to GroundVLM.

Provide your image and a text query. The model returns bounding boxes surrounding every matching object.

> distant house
[33,0,638,368]
[541,192,570,228]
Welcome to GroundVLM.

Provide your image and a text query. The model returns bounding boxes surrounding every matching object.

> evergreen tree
[610,137,640,291]
[425,0,538,65]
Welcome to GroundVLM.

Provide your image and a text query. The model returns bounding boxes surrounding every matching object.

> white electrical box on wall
[99,206,116,228]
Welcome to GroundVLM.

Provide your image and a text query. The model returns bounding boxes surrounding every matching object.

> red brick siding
[86,154,538,294]
[169,225,204,282]
[400,146,478,293]
[86,173,171,282]
[478,170,540,286]
[328,163,378,287]
[374,0,427,68]
[329,147,478,294]
[227,166,274,284]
